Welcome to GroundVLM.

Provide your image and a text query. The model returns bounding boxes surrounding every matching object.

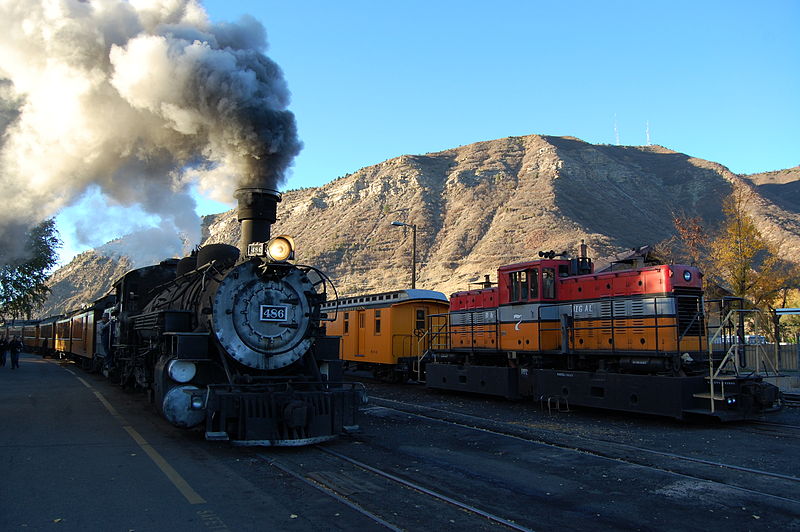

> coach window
[344,312,350,334]
[415,309,426,331]
[529,268,539,299]
[374,310,382,334]
[542,268,556,299]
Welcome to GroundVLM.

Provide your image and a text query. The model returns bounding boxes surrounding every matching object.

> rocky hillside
[43,251,132,316]
[38,135,800,316]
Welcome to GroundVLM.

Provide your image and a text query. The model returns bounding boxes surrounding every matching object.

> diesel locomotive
[23,188,363,446]
[428,247,780,420]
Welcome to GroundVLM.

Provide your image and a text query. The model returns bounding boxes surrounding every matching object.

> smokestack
[235,188,281,253]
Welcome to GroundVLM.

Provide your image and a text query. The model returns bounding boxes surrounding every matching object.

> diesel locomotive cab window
[374,310,382,334]
[542,268,555,299]
[529,268,539,299]
[509,271,529,302]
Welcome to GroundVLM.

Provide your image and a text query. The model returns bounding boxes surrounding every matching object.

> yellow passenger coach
[322,289,449,382]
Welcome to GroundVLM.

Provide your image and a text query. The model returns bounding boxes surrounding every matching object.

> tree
[672,213,709,268]
[664,188,800,342]
[708,188,791,308]
[0,219,61,320]
[654,211,713,289]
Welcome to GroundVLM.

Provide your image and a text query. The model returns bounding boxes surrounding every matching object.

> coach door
[357,310,367,356]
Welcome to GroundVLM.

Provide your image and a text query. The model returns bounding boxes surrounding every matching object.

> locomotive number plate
[260,305,288,322]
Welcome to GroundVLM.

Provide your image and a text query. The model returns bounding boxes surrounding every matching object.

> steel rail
[750,420,800,430]
[259,454,402,532]
[367,396,800,505]
[261,449,534,532]
[318,447,535,532]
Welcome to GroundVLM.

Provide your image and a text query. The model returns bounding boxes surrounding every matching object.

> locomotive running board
[425,363,767,420]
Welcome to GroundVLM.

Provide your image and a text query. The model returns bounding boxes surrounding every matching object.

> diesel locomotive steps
[17,188,364,446]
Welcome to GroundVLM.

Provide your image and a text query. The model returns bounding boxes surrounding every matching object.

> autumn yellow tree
[709,189,790,306]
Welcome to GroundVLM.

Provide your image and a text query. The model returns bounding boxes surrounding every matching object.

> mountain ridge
[36,134,800,317]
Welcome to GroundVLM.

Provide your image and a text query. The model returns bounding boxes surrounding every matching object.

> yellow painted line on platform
[122,425,207,505]
[56,360,207,505]
[92,390,127,425]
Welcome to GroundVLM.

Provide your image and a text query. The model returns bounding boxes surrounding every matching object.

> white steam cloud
[0,0,301,261]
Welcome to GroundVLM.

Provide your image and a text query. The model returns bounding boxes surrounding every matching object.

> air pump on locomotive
[108,188,361,446]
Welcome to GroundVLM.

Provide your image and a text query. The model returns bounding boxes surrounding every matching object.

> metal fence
[732,344,800,372]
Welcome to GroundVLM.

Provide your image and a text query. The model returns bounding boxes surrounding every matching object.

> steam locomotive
[25,189,362,446]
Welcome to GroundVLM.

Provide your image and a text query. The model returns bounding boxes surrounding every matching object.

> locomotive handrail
[424,312,451,359]
[414,329,431,382]
[706,309,741,414]
[419,313,454,381]
[675,294,704,345]
[297,264,340,322]
[703,307,782,414]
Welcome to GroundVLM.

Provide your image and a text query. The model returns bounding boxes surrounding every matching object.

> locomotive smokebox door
[212,261,316,370]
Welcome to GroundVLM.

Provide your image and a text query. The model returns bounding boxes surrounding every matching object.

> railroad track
[751,420,800,430]
[258,447,533,532]
[783,392,800,407]
[366,396,800,506]
[744,419,800,439]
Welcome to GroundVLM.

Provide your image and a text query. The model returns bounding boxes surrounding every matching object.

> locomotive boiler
[107,188,362,445]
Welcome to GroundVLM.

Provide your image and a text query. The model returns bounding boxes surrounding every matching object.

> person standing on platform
[0,336,7,367]
[9,335,23,369]
[98,314,115,370]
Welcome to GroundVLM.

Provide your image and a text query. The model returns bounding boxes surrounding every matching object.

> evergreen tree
[0,219,61,320]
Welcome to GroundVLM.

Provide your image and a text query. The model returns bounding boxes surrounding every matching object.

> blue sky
[202,0,799,187]
[56,0,799,263]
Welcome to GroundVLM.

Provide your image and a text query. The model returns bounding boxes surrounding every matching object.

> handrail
[704,307,782,414]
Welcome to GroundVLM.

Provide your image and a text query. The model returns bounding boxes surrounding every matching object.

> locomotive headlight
[167,360,197,383]
[683,270,692,282]
[267,235,295,262]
